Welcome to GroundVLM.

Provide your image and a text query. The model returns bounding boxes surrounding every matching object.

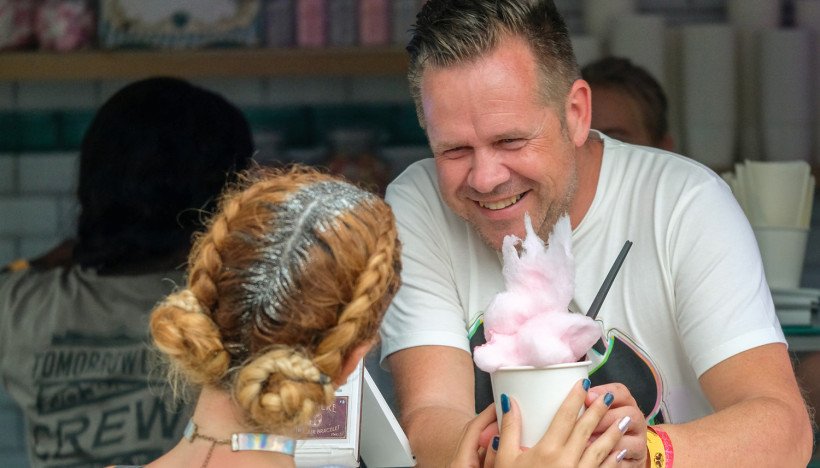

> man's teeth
[480,194,522,210]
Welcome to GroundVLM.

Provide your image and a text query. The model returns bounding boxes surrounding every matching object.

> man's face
[590,86,655,147]
[420,36,579,250]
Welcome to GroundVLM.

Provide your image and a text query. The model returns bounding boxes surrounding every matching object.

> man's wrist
[646,425,674,467]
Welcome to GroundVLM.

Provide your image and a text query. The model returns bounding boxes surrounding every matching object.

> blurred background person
[582,56,674,152]
[0,76,254,467]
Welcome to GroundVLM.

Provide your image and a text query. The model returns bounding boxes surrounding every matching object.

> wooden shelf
[0,47,409,81]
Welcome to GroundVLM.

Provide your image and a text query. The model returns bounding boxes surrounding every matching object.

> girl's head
[150,166,401,433]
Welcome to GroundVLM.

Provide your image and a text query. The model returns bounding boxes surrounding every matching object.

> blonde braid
[188,170,313,310]
[149,289,230,386]
[154,175,290,386]
[313,208,400,375]
[234,346,335,431]
[187,193,238,313]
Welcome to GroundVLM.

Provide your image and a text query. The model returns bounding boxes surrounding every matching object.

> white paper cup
[490,360,591,448]
[753,226,809,289]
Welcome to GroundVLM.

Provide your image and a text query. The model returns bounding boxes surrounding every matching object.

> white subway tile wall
[349,76,412,103]
[18,153,78,195]
[264,76,349,105]
[19,237,65,260]
[0,198,60,237]
[0,1,814,466]
[0,240,14,265]
[17,81,99,110]
[0,83,15,110]
[192,77,267,106]
[98,79,136,104]
[0,156,15,193]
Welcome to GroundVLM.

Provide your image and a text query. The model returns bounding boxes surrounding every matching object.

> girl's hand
[487,379,632,467]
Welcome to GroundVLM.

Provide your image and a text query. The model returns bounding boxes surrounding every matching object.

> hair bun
[150,289,230,385]
[234,346,335,431]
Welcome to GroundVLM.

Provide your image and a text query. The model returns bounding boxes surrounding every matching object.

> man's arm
[388,345,481,466]
[656,343,812,466]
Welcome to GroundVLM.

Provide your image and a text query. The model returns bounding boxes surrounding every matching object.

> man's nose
[467,150,510,193]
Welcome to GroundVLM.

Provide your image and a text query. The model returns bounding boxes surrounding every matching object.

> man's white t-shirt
[380,133,784,424]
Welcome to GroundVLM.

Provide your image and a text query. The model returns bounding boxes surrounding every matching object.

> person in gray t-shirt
[0,77,254,468]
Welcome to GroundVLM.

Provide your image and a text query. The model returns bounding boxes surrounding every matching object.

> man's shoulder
[386,158,437,196]
[603,139,722,188]
[385,158,450,220]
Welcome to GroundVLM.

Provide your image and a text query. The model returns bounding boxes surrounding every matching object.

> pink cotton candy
[473,214,601,373]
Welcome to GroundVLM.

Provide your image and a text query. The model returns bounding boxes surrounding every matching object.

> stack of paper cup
[722,160,815,289]
[582,0,636,46]
[610,14,666,87]
[680,24,737,170]
[727,0,782,161]
[490,361,590,448]
[795,0,820,166]
[571,35,603,68]
[759,28,813,163]
[663,26,684,153]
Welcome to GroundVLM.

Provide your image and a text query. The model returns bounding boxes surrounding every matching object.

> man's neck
[568,135,604,229]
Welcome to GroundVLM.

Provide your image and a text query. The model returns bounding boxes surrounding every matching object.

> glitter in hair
[242,180,377,321]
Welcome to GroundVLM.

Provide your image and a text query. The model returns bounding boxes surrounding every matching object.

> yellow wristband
[646,427,667,468]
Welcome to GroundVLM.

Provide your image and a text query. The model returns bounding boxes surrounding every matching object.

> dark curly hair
[73,77,254,272]
[581,57,670,145]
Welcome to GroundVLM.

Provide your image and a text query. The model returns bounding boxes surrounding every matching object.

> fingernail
[617,416,631,433]
[501,393,510,414]
[491,435,499,451]
[616,448,627,462]
[603,392,614,406]
[582,378,591,391]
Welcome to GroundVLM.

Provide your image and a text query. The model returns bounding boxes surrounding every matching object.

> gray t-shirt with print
[0,266,190,468]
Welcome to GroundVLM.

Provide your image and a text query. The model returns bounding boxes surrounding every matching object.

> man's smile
[477,192,527,210]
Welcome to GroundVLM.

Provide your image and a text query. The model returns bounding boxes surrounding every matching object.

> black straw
[586,240,633,319]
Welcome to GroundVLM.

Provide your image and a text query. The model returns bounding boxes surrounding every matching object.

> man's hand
[586,383,647,467]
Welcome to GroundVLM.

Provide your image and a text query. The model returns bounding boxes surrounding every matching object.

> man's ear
[565,79,593,147]
[333,343,373,386]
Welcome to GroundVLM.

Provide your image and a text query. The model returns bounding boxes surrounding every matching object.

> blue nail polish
[491,435,499,451]
[582,378,591,391]
[501,393,510,414]
[603,392,614,406]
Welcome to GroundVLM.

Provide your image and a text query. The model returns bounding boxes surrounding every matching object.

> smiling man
[378,0,812,466]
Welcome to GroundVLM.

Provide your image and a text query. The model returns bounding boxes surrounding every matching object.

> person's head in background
[582,57,674,151]
[148,166,401,464]
[73,76,254,274]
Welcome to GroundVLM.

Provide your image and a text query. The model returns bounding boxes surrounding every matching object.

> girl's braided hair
[150,165,401,432]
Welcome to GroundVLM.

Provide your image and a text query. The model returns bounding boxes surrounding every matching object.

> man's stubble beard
[535,167,577,245]
[464,167,578,251]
